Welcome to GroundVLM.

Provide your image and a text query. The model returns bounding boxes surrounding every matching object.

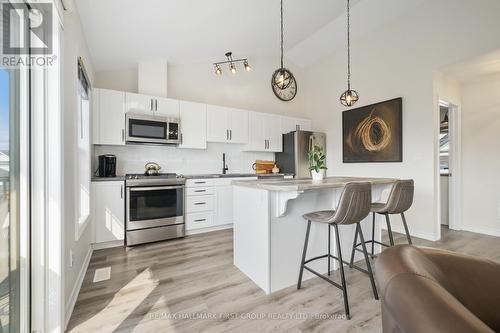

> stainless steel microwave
[125,112,180,145]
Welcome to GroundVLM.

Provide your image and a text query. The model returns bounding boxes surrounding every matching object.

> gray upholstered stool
[297,182,378,320]
[350,179,414,264]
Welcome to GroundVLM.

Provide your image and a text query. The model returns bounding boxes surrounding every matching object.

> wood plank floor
[67,226,500,333]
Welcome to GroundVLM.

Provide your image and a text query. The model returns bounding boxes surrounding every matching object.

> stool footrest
[304,254,372,277]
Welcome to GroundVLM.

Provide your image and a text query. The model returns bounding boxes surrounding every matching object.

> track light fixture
[213,52,251,76]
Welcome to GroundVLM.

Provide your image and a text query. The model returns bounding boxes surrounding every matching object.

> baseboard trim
[381,225,439,242]
[65,245,93,330]
[186,224,233,235]
[462,225,500,237]
[92,240,124,250]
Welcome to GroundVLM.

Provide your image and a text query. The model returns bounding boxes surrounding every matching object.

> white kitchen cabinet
[265,114,283,152]
[93,181,125,243]
[156,97,180,117]
[215,186,233,227]
[282,116,312,133]
[185,177,257,233]
[245,112,282,152]
[179,101,207,149]
[125,93,179,118]
[93,88,126,145]
[229,108,249,143]
[206,105,248,143]
[125,92,155,113]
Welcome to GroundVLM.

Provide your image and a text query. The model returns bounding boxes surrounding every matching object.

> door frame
[436,99,462,234]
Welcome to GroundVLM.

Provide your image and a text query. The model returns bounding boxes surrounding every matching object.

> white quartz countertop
[232,176,399,192]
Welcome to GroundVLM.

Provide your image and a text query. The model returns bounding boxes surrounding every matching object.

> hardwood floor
[66,226,500,333]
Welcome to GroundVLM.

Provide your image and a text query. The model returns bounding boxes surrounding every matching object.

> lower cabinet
[185,178,256,233]
[93,181,125,244]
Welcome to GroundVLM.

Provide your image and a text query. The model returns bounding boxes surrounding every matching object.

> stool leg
[401,212,412,245]
[349,223,359,267]
[328,224,331,276]
[297,220,311,290]
[371,212,376,256]
[357,223,379,300]
[385,214,395,246]
[334,224,350,319]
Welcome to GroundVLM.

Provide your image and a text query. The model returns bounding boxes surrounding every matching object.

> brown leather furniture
[375,245,500,333]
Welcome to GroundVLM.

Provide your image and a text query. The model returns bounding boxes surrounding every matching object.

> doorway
[438,100,461,232]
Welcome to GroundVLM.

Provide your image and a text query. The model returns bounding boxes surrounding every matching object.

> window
[75,58,91,239]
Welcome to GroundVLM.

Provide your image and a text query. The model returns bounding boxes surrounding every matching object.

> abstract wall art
[342,98,402,163]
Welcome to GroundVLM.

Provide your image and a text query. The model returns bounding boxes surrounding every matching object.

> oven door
[127,185,184,230]
[126,113,169,144]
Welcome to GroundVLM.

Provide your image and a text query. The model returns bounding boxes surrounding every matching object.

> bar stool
[297,182,378,319]
[350,179,414,264]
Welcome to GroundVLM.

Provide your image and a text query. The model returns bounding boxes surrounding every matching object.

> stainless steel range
[125,173,185,246]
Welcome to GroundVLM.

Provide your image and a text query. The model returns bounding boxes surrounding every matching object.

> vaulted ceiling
[74,0,360,71]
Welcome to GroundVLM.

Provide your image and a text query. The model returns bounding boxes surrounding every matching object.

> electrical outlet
[69,249,74,267]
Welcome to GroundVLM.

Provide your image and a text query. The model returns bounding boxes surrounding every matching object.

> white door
[265,114,283,152]
[215,186,233,226]
[229,109,249,144]
[207,104,230,142]
[96,88,126,145]
[125,92,154,114]
[179,101,207,149]
[156,97,180,118]
[93,181,125,243]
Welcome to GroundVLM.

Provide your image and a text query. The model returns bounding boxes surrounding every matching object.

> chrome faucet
[222,153,229,174]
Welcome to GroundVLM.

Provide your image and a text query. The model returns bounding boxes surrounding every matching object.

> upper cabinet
[179,101,207,149]
[245,112,282,152]
[206,105,248,144]
[125,92,179,118]
[156,97,180,117]
[93,88,126,145]
[281,116,312,133]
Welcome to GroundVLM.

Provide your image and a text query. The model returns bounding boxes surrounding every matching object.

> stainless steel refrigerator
[275,130,327,178]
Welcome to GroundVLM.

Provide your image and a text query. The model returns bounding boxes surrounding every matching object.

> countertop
[183,173,293,179]
[91,173,293,182]
[232,176,399,192]
[91,176,125,182]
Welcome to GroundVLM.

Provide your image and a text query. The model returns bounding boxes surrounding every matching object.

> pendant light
[271,0,297,101]
[340,0,359,107]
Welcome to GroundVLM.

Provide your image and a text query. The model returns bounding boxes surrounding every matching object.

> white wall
[95,67,137,92]
[302,0,500,240]
[95,143,273,176]
[62,8,95,322]
[95,56,309,119]
[461,73,500,236]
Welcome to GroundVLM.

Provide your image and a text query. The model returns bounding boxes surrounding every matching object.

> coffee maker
[97,154,117,177]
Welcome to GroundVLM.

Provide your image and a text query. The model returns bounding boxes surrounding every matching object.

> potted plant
[308,145,327,181]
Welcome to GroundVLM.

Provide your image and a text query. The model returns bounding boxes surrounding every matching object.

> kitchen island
[232,177,398,294]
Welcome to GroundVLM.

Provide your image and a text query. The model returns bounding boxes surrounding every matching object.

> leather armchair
[375,245,500,333]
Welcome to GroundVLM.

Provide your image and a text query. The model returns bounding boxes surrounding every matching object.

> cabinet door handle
[150,99,153,111]
[155,99,158,111]
[226,129,229,140]
[120,185,123,199]
[194,219,206,222]
[194,181,206,184]
[122,129,125,142]
[180,133,183,145]
[229,130,232,140]
[194,189,206,193]
[194,202,206,205]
